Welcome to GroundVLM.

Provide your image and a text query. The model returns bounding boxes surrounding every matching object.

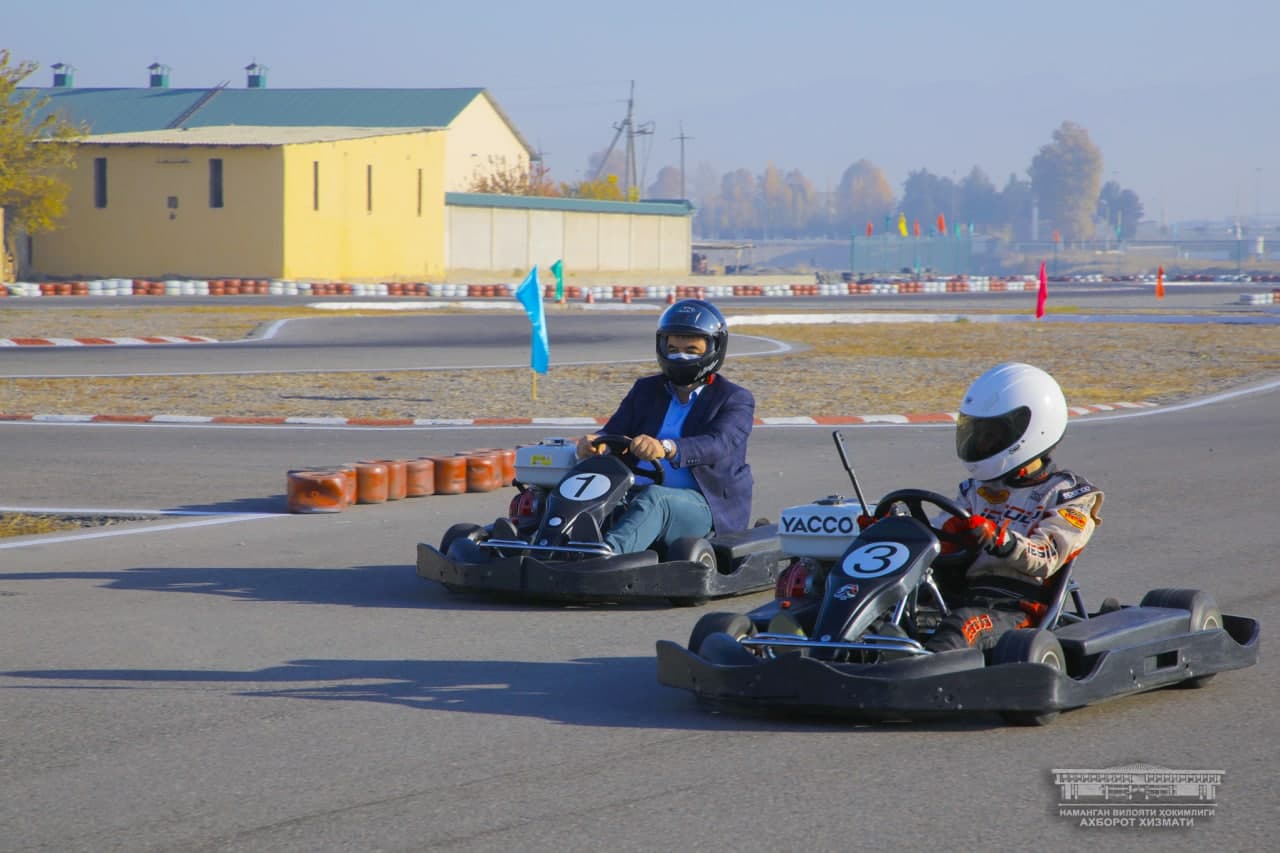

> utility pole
[674,122,694,200]
[592,81,653,198]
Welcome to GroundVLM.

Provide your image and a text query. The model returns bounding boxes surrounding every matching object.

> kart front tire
[689,612,755,656]
[1140,588,1222,688]
[991,628,1066,726]
[666,536,718,606]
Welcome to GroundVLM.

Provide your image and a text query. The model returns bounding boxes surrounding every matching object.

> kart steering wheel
[874,488,976,571]
[590,434,665,485]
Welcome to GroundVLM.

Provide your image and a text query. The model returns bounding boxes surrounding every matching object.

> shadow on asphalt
[3,656,998,732]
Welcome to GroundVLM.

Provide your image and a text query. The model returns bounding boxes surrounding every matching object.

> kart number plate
[559,472,612,501]
[841,541,910,578]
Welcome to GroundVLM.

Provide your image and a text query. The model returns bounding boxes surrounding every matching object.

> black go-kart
[656,435,1259,725]
[416,435,789,606]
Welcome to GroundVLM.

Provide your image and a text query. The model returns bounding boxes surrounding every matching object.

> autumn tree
[783,168,818,236]
[834,160,894,235]
[900,169,957,233]
[1028,121,1103,240]
[758,163,791,239]
[467,155,560,196]
[0,50,85,271]
[564,173,624,201]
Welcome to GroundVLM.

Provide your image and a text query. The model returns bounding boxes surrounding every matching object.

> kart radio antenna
[832,430,870,515]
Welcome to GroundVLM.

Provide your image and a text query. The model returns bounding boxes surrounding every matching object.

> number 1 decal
[559,472,610,501]
[841,541,910,578]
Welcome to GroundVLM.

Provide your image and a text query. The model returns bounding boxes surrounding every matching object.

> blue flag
[515,266,549,374]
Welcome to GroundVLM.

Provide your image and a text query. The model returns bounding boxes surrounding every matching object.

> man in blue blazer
[576,299,755,555]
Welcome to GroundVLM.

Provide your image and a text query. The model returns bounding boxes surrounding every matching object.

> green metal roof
[20,86,528,150]
[447,192,692,217]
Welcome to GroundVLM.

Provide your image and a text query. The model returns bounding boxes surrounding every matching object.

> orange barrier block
[431,456,469,495]
[366,458,408,500]
[405,458,435,497]
[287,470,349,514]
[337,466,358,504]
[473,448,516,485]
[354,461,389,504]
[461,452,503,493]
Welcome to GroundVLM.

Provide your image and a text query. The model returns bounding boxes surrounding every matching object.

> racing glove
[971,515,1016,558]
[856,514,876,530]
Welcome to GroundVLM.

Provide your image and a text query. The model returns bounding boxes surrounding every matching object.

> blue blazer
[602,373,755,534]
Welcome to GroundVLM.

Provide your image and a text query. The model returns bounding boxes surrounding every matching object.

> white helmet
[955,362,1068,482]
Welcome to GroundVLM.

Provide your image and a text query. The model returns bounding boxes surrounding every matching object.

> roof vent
[51,62,75,88]
[148,62,171,89]
[245,62,268,89]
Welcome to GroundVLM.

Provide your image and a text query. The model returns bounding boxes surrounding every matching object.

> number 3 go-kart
[415,436,789,606]
[656,435,1259,725]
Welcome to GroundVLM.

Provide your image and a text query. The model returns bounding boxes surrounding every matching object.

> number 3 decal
[841,542,910,578]
[559,472,610,501]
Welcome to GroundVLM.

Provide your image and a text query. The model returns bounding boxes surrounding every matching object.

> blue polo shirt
[651,383,703,491]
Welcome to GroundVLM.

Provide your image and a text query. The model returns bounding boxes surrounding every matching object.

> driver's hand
[856,514,876,530]
[576,434,604,459]
[970,515,1016,558]
[629,434,666,463]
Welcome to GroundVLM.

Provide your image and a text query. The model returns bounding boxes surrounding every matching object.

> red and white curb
[0,335,217,347]
[0,402,1157,427]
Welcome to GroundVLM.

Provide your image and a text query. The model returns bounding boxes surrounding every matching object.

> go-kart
[415,435,789,605]
[656,433,1260,725]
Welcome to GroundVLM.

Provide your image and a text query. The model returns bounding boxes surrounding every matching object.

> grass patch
[0,513,81,538]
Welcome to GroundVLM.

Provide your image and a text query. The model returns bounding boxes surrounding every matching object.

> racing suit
[925,468,1104,652]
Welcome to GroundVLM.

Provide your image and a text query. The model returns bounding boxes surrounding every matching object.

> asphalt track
[0,285,1275,851]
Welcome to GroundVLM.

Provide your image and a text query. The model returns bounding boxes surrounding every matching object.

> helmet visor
[956,406,1032,463]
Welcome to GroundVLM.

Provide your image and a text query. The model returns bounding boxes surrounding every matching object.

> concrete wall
[446,196,692,275]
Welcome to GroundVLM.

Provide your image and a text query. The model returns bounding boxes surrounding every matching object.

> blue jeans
[605,485,714,555]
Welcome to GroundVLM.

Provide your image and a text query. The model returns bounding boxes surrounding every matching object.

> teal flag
[550,258,564,301]
[515,266,549,374]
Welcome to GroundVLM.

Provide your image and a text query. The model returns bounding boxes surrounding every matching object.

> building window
[312,161,319,210]
[93,157,107,208]
[417,168,423,216]
[209,158,224,208]
[366,164,373,212]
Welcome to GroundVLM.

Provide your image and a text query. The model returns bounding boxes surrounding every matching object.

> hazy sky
[10,0,1279,223]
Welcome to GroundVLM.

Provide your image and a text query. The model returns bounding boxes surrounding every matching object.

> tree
[957,166,1001,228]
[758,163,791,239]
[0,50,85,269]
[1027,121,1103,241]
[899,169,957,232]
[1000,173,1033,241]
[716,168,758,237]
[646,165,683,199]
[564,174,624,201]
[783,168,818,237]
[467,155,560,196]
[1096,180,1144,240]
[834,159,894,234]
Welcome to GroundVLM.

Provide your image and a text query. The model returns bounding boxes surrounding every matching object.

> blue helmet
[655,299,728,386]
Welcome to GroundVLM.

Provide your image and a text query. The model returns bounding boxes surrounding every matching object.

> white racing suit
[925,468,1104,652]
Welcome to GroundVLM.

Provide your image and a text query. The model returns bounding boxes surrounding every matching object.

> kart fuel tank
[779,496,869,560]
[515,438,580,487]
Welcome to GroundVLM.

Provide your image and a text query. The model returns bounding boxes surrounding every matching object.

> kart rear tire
[439,523,488,593]
[689,612,755,656]
[991,628,1066,726]
[699,631,759,666]
[666,536,718,606]
[1140,588,1222,688]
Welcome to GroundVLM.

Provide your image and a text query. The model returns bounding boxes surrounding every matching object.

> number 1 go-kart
[415,436,789,606]
[656,435,1259,725]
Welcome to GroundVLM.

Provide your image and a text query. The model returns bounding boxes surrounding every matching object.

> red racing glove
[856,514,877,530]
[971,515,1015,558]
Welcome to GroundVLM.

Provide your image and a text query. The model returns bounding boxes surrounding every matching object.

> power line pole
[674,122,694,199]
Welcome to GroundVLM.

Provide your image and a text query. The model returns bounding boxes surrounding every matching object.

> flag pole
[532,370,538,401]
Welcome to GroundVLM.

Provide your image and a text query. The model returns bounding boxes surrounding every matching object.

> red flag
[937,213,946,235]
[1036,261,1048,318]
[912,220,920,237]
[1053,229,1061,243]
[1156,265,1165,299]
[866,221,873,237]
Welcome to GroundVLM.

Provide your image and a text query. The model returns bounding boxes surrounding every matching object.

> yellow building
[32,126,447,282]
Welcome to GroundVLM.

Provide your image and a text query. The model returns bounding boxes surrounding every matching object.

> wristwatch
[661,439,676,459]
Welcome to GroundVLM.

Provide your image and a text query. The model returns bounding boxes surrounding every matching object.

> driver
[575,298,755,555]
[923,362,1105,652]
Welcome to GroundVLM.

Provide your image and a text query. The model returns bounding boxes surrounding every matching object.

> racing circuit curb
[0,401,1157,427]
[0,335,218,347]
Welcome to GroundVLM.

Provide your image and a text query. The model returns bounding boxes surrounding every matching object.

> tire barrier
[460,451,503,493]
[354,461,389,504]
[361,458,408,500]
[431,456,469,495]
[405,458,436,497]
[286,470,350,514]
